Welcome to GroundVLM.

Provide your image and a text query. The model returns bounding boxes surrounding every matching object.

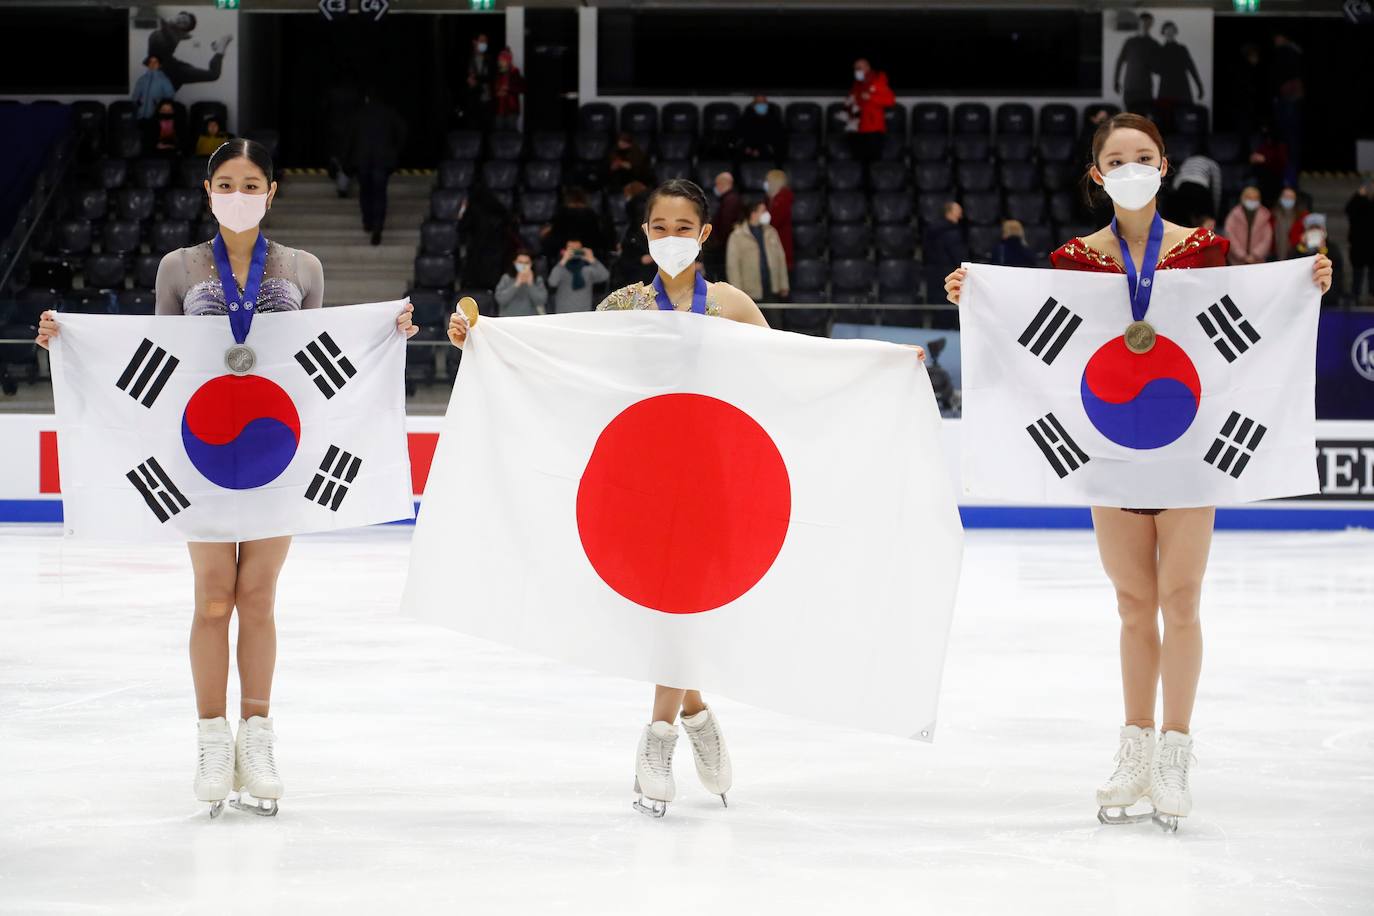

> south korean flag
[959,259,1320,508]
[49,300,414,542]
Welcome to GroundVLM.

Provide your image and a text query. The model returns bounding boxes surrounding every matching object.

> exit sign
[470,0,494,10]
[1233,0,1259,10]
[216,0,239,8]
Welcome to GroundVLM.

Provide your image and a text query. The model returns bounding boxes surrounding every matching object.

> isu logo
[1352,328,1374,383]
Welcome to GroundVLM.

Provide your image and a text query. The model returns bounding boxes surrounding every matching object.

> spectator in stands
[612,181,655,289]
[764,168,794,268]
[924,202,966,322]
[460,32,493,129]
[461,185,519,291]
[1226,43,1267,138]
[1169,153,1222,226]
[1076,105,1113,176]
[1224,186,1275,266]
[737,95,785,163]
[146,11,232,92]
[194,118,232,157]
[494,249,549,316]
[346,89,408,246]
[1292,214,1343,306]
[327,79,362,198]
[1114,12,1159,116]
[543,187,608,261]
[132,55,175,121]
[1272,186,1306,260]
[607,133,654,194]
[491,48,525,132]
[703,172,742,281]
[1346,181,1374,304]
[1270,33,1304,187]
[1249,125,1289,204]
[846,58,895,164]
[1154,20,1204,129]
[548,239,609,313]
[143,100,188,159]
[726,198,789,303]
[994,220,1035,268]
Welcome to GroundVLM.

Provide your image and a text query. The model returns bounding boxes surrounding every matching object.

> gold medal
[1124,320,1156,354]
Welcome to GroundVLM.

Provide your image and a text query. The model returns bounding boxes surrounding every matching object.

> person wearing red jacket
[491,48,525,131]
[846,58,895,164]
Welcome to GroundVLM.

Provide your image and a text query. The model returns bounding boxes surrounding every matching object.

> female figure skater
[38,139,419,818]
[943,113,1331,831]
[449,178,922,818]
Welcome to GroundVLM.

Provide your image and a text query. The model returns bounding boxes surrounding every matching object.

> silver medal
[225,344,257,375]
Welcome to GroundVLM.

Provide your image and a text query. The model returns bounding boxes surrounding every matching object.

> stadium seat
[108,124,142,159]
[188,100,228,133]
[868,161,907,192]
[827,160,864,191]
[162,187,203,221]
[413,255,456,292]
[242,128,278,157]
[785,102,822,136]
[523,161,562,192]
[54,219,93,257]
[827,191,867,224]
[83,253,126,290]
[954,102,992,136]
[786,133,820,161]
[574,130,610,162]
[70,99,105,137]
[825,134,855,161]
[915,162,953,193]
[488,131,524,161]
[995,135,1034,162]
[620,102,657,135]
[606,191,628,226]
[116,188,154,222]
[518,191,557,224]
[911,134,948,163]
[1005,191,1047,225]
[824,102,851,136]
[438,159,476,190]
[655,160,691,181]
[516,223,544,254]
[1220,162,1252,197]
[105,100,136,130]
[480,161,519,191]
[72,188,107,222]
[656,133,694,161]
[1037,134,1075,163]
[96,158,128,190]
[134,253,161,289]
[101,220,141,256]
[430,189,464,221]
[952,135,991,162]
[530,130,567,161]
[407,290,449,332]
[961,190,1002,226]
[791,191,824,224]
[783,159,821,191]
[694,160,731,190]
[148,219,190,255]
[179,158,209,188]
[792,223,826,259]
[1173,104,1207,135]
[830,258,874,303]
[117,288,157,315]
[996,103,1034,136]
[911,102,949,136]
[884,104,908,140]
[877,258,918,304]
[998,161,1039,192]
[626,130,654,155]
[194,217,217,243]
[1039,103,1076,136]
[1023,223,1053,260]
[967,224,1003,260]
[1041,161,1076,192]
[661,101,699,135]
[828,223,871,258]
[445,130,482,160]
[879,133,905,162]
[740,161,771,193]
[579,102,616,134]
[956,162,996,192]
[703,102,740,135]
[14,287,62,324]
[1205,132,1243,164]
[875,223,916,258]
[790,258,828,293]
[1165,134,1199,163]
[420,219,458,255]
[871,191,913,225]
[489,189,514,212]
[1048,191,1078,225]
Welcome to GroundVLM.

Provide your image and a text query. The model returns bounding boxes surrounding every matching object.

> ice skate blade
[719,793,728,809]
[1097,806,1153,825]
[632,778,668,818]
[1152,812,1182,832]
[229,794,279,817]
[207,800,225,819]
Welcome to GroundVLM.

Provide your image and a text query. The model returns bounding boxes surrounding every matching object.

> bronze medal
[1124,320,1156,354]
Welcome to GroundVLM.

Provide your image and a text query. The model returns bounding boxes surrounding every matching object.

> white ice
[2,525,1372,916]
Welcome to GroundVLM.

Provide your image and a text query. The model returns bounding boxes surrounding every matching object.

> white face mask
[757,211,772,226]
[1280,197,1296,209]
[854,69,865,82]
[1242,198,1259,211]
[648,233,703,279]
[1100,163,1161,211]
[1304,230,1324,249]
[210,190,268,233]
[514,261,531,272]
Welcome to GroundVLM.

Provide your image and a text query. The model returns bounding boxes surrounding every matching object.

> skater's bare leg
[681,690,706,717]
[188,542,239,720]
[1091,508,1159,729]
[652,685,686,723]
[1154,508,1212,735]
[234,536,291,721]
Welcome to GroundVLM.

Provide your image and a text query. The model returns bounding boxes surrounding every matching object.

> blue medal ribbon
[652,271,708,315]
[1111,211,1165,322]
[212,231,269,344]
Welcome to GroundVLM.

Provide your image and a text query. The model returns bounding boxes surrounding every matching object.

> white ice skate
[1149,730,1195,832]
[231,715,283,817]
[1096,724,1155,825]
[632,721,678,818]
[194,717,235,818]
[682,707,732,808]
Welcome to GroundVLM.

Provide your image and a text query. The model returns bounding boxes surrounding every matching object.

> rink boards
[1,414,1371,530]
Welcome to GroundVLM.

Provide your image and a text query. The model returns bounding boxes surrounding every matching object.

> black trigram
[1204,411,1268,479]
[126,457,190,523]
[1016,297,1082,366]
[304,445,362,512]
[115,338,179,408]
[1195,295,1261,363]
[1026,413,1090,479]
[294,332,357,399]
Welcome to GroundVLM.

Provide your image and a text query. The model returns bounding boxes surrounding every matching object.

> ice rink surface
[2,523,1372,916]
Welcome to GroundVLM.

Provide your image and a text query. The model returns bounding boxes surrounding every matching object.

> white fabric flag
[50,301,414,542]
[959,258,1320,507]
[403,311,963,739]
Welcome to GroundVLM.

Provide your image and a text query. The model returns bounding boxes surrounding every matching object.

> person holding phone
[546,239,608,313]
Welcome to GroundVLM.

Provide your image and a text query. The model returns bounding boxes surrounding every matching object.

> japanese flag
[402,311,963,739]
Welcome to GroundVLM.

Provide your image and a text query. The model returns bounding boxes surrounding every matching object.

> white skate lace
[1154,744,1196,794]
[1105,735,1148,787]
[641,731,675,780]
[241,728,279,781]
[687,721,722,771]
[197,737,233,783]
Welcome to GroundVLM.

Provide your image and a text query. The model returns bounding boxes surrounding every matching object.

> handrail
[0,132,78,299]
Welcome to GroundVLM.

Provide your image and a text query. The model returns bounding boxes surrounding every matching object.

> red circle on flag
[576,393,791,614]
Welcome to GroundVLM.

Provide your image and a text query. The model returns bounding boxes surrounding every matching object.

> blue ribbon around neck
[212,232,269,344]
[1111,211,1164,323]
[652,271,708,315]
